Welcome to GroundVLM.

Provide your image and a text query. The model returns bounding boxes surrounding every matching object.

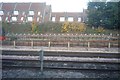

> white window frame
[7,12,10,15]
[38,12,41,15]
[5,17,8,21]
[68,17,73,22]
[60,17,65,22]
[12,17,17,21]
[37,17,39,22]
[29,11,34,15]
[52,17,55,22]
[0,17,2,21]
[78,17,81,22]
[21,17,24,21]
[13,11,19,15]
[0,11,4,15]
[27,17,33,22]
[22,12,25,15]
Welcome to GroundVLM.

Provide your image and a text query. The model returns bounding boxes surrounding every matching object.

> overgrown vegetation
[2,0,119,35]
[96,26,105,33]
[2,22,119,35]
[3,22,31,34]
[38,22,62,33]
[61,21,86,33]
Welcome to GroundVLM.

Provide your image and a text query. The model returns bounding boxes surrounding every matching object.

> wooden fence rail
[2,40,119,48]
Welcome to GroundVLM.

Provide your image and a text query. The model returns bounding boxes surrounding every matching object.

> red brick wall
[0,3,87,23]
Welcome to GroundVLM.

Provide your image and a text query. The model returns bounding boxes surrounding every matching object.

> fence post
[87,42,90,50]
[31,41,33,48]
[48,41,51,48]
[107,42,111,51]
[88,42,90,48]
[39,48,44,75]
[13,41,16,48]
[68,42,70,49]
[108,42,111,48]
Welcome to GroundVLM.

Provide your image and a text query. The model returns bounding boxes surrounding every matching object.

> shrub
[96,26,105,33]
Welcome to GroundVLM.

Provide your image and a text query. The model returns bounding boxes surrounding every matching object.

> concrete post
[48,41,50,48]
[13,41,16,48]
[88,42,90,48]
[108,42,111,48]
[86,42,90,51]
[31,41,33,48]
[39,48,44,74]
[68,42,70,49]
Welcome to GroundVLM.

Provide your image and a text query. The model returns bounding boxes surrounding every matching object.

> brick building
[0,2,87,23]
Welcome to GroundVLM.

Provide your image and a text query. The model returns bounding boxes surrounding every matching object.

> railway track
[2,50,120,73]
[3,65,120,72]
[2,57,120,72]
[2,50,120,58]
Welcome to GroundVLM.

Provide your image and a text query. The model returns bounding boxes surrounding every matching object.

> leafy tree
[70,22,86,32]
[77,23,86,32]
[70,22,77,32]
[87,1,119,29]
[61,21,86,33]
[61,21,70,33]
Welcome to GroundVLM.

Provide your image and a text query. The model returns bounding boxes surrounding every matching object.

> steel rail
[2,50,120,58]
[3,65,120,72]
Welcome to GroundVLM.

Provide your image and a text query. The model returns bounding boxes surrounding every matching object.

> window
[38,12,41,15]
[60,17,65,22]
[0,11,4,15]
[40,15,42,17]
[78,17,81,22]
[29,11,34,15]
[21,17,24,21]
[22,12,25,15]
[7,12,10,15]
[52,17,55,22]
[5,17,8,21]
[14,11,19,15]
[0,17,2,21]
[12,17,17,21]
[68,17,73,22]
[27,17,33,21]
[37,17,39,22]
